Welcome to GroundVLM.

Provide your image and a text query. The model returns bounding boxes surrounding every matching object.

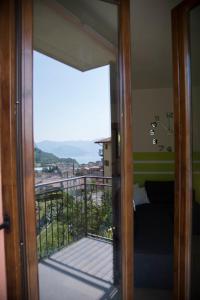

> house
[0,0,199,299]
[95,137,112,178]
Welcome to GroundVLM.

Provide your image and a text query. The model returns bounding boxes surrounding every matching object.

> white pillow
[133,184,150,207]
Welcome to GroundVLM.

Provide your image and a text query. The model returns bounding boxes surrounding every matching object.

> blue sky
[33,51,111,142]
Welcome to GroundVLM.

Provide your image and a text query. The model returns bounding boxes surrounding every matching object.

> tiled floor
[39,237,118,300]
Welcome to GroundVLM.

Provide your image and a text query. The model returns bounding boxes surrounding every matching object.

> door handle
[0,215,10,231]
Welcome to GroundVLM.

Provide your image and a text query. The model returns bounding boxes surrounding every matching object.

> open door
[0,1,26,299]
[0,0,133,299]
[110,62,121,286]
[0,150,7,300]
[172,0,200,299]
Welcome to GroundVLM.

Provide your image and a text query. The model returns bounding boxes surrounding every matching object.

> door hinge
[0,215,10,231]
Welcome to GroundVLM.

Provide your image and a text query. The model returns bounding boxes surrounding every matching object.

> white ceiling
[34,0,117,71]
[34,0,186,89]
[57,0,118,46]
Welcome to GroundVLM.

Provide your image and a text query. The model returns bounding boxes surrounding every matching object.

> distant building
[88,165,102,176]
[95,138,111,177]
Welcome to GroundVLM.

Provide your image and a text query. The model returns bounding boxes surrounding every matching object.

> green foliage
[36,187,112,259]
[35,147,59,165]
[34,147,78,166]
[87,189,112,238]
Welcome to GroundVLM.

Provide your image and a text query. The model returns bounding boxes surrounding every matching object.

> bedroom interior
[131,1,175,298]
[132,1,200,299]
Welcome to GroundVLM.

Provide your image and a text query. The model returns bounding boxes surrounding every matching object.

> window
[104,160,109,166]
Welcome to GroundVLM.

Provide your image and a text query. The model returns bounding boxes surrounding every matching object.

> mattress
[134,201,174,289]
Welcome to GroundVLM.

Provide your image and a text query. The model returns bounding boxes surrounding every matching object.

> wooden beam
[19,0,39,298]
[0,0,22,298]
[172,0,200,299]
[119,0,134,299]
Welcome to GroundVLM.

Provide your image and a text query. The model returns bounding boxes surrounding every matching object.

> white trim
[134,171,200,175]
[134,160,174,164]
[134,160,200,164]
[134,171,174,175]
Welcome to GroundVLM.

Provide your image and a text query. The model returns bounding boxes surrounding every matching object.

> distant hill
[34,147,78,166]
[36,140,101,164]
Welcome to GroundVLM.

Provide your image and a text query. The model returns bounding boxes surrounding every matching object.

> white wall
[132,88,174,152]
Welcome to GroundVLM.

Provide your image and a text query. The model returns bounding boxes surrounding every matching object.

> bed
[134,180,200,289]
[134,181,174,289]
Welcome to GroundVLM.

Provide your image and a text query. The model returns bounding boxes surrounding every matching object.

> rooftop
[95,137,111,144]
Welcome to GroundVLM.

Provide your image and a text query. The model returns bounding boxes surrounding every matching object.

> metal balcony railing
[35,176,112,260]
[99,148,103,157]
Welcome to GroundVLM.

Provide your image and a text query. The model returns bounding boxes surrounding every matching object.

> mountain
[34,147,78,166]
[36,140,101,164]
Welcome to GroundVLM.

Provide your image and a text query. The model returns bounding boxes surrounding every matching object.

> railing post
[84,177,88,237]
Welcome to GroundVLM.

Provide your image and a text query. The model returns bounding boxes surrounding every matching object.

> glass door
[12,0,133,299]
[172,1,200,299]
[189,4,200,299]
[33,0,120,296]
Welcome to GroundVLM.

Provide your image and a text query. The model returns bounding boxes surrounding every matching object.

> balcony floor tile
[39,237,118,300]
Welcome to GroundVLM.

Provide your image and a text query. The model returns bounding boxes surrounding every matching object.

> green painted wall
[133,152,200,203]
[133,152,175,186]
[192,152,200,202]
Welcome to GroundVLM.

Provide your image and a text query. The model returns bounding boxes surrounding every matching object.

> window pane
[33,0,121,299]
[190,5,200,299]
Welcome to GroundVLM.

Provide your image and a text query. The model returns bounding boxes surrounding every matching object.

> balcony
[35,176,117,300]
[99,148,103,157]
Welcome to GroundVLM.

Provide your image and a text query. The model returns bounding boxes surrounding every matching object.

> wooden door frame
[119,1,134,298]
[0,0,133,299]
[19,0,40,298]
[0,1,23,299]
[172,0,200,299]
[1,0,39,299]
